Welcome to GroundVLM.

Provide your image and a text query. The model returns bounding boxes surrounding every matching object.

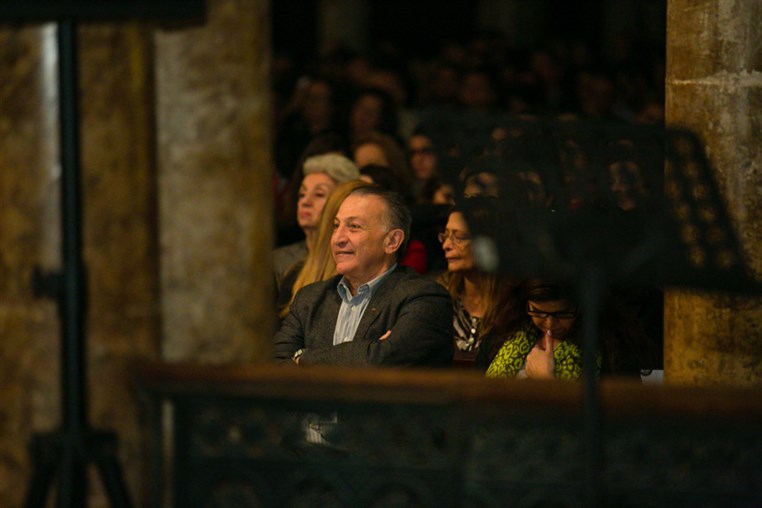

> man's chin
[334,261,354,275]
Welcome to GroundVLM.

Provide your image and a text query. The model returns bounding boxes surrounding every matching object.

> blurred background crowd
[270,1,668,375]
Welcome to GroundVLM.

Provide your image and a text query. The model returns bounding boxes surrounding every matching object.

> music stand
[455,117,762,506]
[0,3,205,507]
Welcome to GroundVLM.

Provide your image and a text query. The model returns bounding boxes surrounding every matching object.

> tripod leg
[24,436,58,508]
[94,452,134,508]
[56,446,87,508]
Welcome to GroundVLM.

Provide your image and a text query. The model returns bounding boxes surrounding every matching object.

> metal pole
[580,267,603,507]
[56,18,88,507]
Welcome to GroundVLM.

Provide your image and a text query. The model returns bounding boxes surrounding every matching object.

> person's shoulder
[273,241,308,275]
[386,266,450,296]
[294,272,342,298]
[274,240,307,258]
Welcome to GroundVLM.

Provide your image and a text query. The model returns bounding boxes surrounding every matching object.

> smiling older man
[273,185,453,367]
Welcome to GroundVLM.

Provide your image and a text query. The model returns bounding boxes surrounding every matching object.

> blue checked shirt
[333,264,397,345]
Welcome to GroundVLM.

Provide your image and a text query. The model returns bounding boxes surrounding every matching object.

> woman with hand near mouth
[487,280,588,380]
[486,279,650,380]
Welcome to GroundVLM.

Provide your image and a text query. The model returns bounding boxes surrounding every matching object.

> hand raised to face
[525,330,556,380]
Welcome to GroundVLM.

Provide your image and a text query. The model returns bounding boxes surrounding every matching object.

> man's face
[332,194,394,289]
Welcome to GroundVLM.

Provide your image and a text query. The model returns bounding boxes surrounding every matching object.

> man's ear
[384,229,404,254]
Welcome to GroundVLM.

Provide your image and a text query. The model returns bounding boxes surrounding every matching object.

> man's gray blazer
[273,266,453,367]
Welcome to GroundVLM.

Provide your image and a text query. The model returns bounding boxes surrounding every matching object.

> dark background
[271,0,661,63]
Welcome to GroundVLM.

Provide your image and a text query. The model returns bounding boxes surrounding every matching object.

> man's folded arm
[273,309,305,363]
[299,287,453,367]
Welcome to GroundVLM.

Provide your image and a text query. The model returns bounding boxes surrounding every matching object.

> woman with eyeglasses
[486,280,590,380]
[437,196,519,368]
[486,279,651,380]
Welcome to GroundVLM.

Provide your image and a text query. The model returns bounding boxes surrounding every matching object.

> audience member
[273,153,359,288]
[344,86,400,144]
[278,179,370,318]
[458,67,499,111]
[438,196,519,368]
[426,178,457,206]
[420,61,461,109]
[460,158,502,198]
[274,75,338,182]
[273,185,453,366]
[352,131,411,191]
[486,278,652,379]
[358,164,428,275]
[407,128,442,204]
[486,279,589,380]
[275,132,349,247]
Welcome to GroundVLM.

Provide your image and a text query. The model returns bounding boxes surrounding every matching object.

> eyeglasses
[437,231,471,245]
[527,305,577,320]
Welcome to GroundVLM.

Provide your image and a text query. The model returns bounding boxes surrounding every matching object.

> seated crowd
[272,34,664,379]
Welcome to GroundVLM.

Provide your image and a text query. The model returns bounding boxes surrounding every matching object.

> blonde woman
[273,153,360,288]
[278,179,370,318]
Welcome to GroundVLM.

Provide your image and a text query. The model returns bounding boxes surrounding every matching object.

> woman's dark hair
[359,164,405,196]
[522,279,577,305]
[346,86,400,138]
[450,194,501,242]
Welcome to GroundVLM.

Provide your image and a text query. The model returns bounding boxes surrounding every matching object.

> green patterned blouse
[486,319,599,380]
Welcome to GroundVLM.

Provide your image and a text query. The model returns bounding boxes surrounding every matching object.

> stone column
[0,26,61,508]
[0,22,162,507]
[155,0,274,363]
[78,23,161,505]
[664,0,762,385]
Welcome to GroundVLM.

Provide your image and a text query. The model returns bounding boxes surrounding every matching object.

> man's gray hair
[346,185,412,258]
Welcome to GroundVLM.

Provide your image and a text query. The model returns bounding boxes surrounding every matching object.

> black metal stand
[2,3,205,506]
[23,20,132,508]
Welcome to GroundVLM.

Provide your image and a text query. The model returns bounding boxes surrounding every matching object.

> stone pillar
[664,0,762,385]
[78,23,161,505]
[155,0,274,363]
[0,22,162,507]
[0,26,61,508]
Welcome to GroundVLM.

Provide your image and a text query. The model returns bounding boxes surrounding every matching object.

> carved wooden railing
[135,363,762,508]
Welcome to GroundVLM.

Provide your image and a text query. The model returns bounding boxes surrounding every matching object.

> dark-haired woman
[486,279,650,380]
[438,197,519,368]
[486,281,589,380]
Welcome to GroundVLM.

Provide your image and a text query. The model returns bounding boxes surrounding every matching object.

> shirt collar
[337,263,397,301]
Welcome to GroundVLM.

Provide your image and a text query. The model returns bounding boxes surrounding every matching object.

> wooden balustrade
[135,363,762,507]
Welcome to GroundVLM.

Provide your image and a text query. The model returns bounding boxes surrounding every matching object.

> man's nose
[332,225,346,243]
